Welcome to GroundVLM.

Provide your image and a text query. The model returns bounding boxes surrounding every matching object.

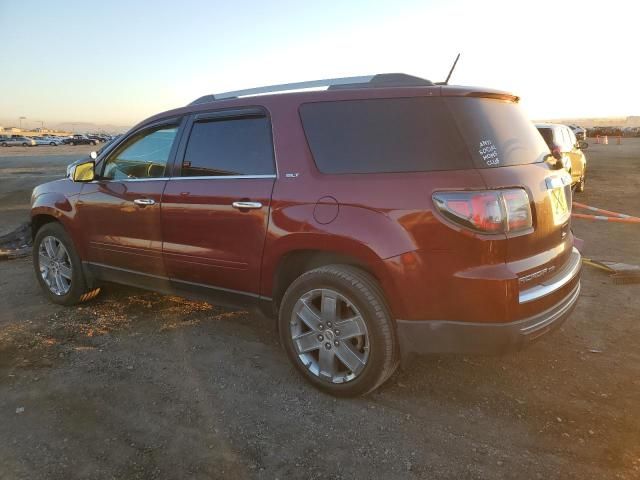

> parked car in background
[568,124,586,140]
[31,73,581,396]
[87,134,107,143]
[621,127,640,137]
[536,123,588,192]
[1,136,36,147]
[62,135,98,146]
[587,126,624,138]
[33,136,63,146]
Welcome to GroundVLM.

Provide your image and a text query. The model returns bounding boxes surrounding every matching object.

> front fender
[31,191,84,256]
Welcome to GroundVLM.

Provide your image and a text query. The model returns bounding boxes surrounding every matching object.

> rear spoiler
[440,86,520,103]
[464,91,520,103]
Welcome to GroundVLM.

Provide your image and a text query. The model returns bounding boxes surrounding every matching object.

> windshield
[537,127,554,149]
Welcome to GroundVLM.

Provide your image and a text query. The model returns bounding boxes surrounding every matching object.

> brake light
[432,189,533,234]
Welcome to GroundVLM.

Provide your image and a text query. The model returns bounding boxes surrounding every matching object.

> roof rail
[189,73,433,105]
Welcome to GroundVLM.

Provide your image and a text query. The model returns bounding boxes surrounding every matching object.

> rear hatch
[444,95,574,281]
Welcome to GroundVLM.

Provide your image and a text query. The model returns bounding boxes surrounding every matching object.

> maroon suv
[31,73,581,396]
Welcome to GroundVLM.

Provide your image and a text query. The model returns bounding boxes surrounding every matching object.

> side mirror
[578,141,589,150]
[90,151,98,159]
[70,160,95,182]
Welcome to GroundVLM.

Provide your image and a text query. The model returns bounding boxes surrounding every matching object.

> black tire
[69,142,75,146]
[33,222,100,305]
[1,142,7,147]
[278,264,398,397]
[91,141,97,145]
[22,142,28,147]
[50,142,56,146]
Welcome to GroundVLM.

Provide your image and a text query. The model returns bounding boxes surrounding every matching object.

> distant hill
[49,121,131,135]
[0,119,131,135]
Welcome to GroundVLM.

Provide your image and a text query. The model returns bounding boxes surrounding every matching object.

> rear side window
[181,116,275,176]
[299,97,471,174]
[446,97,549,168]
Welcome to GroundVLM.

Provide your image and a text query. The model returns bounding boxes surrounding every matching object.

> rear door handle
[232,201,262,210]
[133,198,156,206]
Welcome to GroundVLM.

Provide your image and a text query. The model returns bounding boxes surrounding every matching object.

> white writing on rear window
[479,139,500,166]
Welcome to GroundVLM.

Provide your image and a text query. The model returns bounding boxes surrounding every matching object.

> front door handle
[133,198,156,206]
[232,201,262,210]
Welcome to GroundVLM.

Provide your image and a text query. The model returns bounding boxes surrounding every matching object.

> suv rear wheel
[33,222,100,305]
[278,265,398,397]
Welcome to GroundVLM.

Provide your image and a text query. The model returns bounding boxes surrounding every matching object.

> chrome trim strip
[167,174,276,180]
[519,247,581,304]
[545,172,572,190]
[88,177,169,183]
[520,281,580,334]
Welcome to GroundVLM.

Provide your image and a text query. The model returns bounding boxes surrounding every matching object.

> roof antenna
[441,53,460,85]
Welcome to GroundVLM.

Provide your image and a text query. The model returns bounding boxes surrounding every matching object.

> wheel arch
[31,195,83,257]
[31,213,59,240]
[266,245,400,321]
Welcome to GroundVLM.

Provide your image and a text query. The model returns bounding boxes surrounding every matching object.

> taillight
[432,189,533,234]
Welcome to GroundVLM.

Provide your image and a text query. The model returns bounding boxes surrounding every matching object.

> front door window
[102,126,178,180]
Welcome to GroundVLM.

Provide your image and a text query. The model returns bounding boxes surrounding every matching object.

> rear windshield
[445,97,549,169]
[537,127,554,149]
[299,97,471,174]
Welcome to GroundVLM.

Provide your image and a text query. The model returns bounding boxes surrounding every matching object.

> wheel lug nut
[325,342,331,350]
[327,322,332,327]
[318,324,324,330]
[334,341,339,346]
[317,334,324,341]
[335,330,340,335]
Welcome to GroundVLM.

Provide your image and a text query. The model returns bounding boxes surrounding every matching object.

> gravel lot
[0,141,639,479]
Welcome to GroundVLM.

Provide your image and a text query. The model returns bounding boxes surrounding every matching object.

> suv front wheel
[279,265,398,397]
[33,222,100,305]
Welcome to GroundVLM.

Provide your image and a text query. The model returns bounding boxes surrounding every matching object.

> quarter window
[102,126,178,180]
[300,98,472,174]
[181,116,275,177]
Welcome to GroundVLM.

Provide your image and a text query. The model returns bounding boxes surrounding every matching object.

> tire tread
[279,264,399,396]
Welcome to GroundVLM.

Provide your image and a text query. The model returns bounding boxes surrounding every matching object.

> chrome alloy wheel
[38,235,72,296]
[290,288,370,384]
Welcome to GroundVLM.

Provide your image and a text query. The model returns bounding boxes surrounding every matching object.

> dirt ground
[0,141,639,479]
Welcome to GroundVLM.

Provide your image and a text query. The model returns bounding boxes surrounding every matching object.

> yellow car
[536,123,588,192]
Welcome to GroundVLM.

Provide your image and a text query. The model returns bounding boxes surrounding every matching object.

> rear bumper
[396,279,580,356]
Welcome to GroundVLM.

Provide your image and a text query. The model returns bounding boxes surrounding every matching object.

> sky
[1,0,638,129]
